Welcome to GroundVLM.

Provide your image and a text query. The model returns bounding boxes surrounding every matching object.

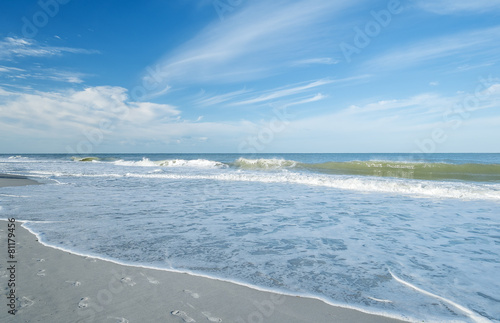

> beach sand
[0,176,408,323]
[0,174,40,188]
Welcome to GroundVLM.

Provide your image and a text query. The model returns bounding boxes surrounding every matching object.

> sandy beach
[0,175,409,323]
[0,174,40,188]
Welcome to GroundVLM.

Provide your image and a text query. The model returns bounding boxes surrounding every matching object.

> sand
[0,174,40,188]
[0,176,409,323]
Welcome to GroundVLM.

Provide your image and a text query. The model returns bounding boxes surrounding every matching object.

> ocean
[1,153,499,322]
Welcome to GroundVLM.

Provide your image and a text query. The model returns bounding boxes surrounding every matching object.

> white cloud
[291,57,339,66]
[195,88,251,107]
[283,93,326,108]
[268,84,500,152]
[0,86,180,138]
[0,86,257,152]
[0,66,25,73]
[416,0,500,14]
[12,69,88,83]
[193,75,368,109]
[2,81,499,152]
[234,79,333,106]
[365,26,500,70]
[141,0,361,93]
[233,75,368,106]
[0,37,100,60]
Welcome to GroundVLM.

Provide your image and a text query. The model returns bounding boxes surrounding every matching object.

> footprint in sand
[107,316,129,323]
[140,272,160,285]
[78,297,90,308]
[202,312,222,322]
[171,310,196,322]
[36,269,46,277]
[120,277,136,286]
[19,296,35,308]
[183,289,200,299]
[65,280,82,287]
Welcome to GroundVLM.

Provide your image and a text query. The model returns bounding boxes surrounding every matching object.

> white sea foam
[3,153,499,322]
[234,157,298,169]
[28,170,500,201]
[8,155,30,160]
[16,222,412,323]
[0,194,30,198]
[113,158,226,168]
[138,172,500,200]
[390,271,490,323]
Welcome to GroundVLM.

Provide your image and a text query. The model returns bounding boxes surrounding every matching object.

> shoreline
[0,173,410,322]
[0,174,40,188]
[0,220,410,322]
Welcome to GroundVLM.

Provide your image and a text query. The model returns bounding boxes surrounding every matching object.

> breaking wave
[69,156,500,182]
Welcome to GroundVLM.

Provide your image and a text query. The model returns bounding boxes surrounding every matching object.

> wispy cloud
[195,88,252,107]
[0,65,89,84]
[365,26,500,70]
[0,66,25,73]
[0,86,259,152]
[291,57,339,66]
[141,0,361,94]
[272,83,500,152]
[194,75,368,109]
[283,93,326,108]
[234,79,333,106]
[0,37,100,60]
[416,0,500,14]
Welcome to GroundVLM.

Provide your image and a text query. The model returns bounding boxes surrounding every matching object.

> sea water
[0,153,499,322]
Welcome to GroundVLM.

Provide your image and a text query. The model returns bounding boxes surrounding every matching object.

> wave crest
[308,161,500,182]
[114,158,227,169]
[233,158,298,169]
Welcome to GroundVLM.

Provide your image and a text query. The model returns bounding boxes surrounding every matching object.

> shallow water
[1,153,499,322]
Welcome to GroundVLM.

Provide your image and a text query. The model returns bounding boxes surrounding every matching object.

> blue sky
[0,0,499,153]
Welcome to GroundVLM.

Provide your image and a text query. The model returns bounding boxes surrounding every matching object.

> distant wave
[8,155,30,160]
[303,160,500,182]
[234,158,500,182]
[71,156,226,168]
[114,157,227,169]
[71,156,118,162]
[232,157,298,169]
[70,156,500,182]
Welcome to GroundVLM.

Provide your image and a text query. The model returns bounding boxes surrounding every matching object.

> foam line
[16,220,413,323]
[389,270,489,323]
[18,171,500,200]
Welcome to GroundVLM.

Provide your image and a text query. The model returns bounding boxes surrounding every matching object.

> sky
[0,0,499,153]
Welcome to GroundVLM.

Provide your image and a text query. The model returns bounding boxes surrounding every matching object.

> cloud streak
[141,0,361,94]
[0,37,100,60]
[234,79,333,106]
[416,0,500,14]
[365,26,500,70]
